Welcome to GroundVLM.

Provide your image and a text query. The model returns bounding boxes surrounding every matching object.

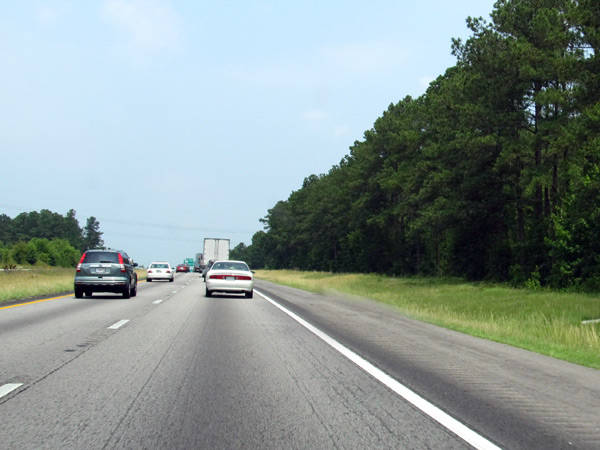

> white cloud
[333,124,350,137]
[319,42,406,76]
[103,0,182,53]
[302,109,328,121]
[36,6,61,25]
[225,63,311,88]
[226,41,407,88]
[419,75,435,89]
[301,112,351,138]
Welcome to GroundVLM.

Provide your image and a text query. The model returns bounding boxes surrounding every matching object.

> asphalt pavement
[0,274,598,449]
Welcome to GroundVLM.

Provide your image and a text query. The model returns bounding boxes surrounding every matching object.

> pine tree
[82,217,104,250]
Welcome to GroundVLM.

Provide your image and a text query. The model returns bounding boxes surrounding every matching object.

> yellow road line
[0,293,73,310]
[1,279,147,310]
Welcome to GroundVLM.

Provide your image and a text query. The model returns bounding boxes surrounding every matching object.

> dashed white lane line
[255,289,501,450]
[172,291,177,294]
[0,383,23,399]
[108,319,130,330]
[153,299,163,305]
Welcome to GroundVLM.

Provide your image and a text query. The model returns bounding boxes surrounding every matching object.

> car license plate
[226,276,235,281]
[94,268,106,274]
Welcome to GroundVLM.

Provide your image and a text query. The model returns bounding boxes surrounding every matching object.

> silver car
[74,249,138,298]
[205,260,254,298]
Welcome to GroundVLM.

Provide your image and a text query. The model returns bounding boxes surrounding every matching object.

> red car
[176,264,190,273]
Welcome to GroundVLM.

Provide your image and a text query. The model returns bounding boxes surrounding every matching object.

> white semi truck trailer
[203,238,230,265]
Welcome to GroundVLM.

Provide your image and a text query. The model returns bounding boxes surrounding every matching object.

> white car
[146,262,174,282]
[205,260,254,298]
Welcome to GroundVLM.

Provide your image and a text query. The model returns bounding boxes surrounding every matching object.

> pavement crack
[101,302,198,450]
[0,332,101,406]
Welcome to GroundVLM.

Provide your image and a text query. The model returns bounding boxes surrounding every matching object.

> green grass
[0,266,147,304]
[0,267,75,302]
[255,270,600,368]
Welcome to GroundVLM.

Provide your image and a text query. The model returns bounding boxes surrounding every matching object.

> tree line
[232,0,600,290]
[0,209,104,267]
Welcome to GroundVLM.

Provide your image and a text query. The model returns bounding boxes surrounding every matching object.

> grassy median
[255,270,600,369]
[0,266,147,304]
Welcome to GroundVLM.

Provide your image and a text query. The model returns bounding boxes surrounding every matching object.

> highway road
[0,273,599,449]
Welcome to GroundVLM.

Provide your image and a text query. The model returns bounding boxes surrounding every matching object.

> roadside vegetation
[0,209,148,304]
[0,267,76,303]
[0,266,147,304]
[233,2,600,292]
[256,270,600,369]
[0,209,105,269]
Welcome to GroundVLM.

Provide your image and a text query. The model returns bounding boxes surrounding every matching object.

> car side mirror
[133,262,138,267]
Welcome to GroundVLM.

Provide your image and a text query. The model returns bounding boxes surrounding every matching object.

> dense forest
[231,0,600,290]
[0,209,103,267]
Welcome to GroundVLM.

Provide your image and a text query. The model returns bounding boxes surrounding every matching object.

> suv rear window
[83,252,120,264]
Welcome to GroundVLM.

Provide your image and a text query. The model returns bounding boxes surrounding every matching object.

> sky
[1,0,497,267]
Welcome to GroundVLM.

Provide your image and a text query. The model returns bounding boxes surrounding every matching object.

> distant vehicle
[146,262,174,282]
[202,259,214,280]
[176,264,190,273]
[74,249,138,299]
[203,238,230,267]
[194,252,203,272]
[205,260,254,298]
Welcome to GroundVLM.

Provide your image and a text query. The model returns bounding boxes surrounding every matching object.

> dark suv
[74,249,138,298]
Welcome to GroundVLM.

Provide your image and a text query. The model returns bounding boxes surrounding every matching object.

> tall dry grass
[0,267,74,302]
[0,267,147,303]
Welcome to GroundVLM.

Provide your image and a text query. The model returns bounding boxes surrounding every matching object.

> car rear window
[83,252,120,264]
[212,262,249,271]
[151,263,169,268]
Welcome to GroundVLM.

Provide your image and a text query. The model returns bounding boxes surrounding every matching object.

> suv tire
[74,287,84,298]
[122,284,131,299]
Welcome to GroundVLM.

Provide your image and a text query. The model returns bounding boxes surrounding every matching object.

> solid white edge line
[255,289,501,450]
[153,299,163,304]
[108,319,130,330]
[0,383,23,399]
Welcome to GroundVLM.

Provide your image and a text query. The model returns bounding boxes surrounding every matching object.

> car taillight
[118,253,126,272]
[166,270,171,273]
[209,274,252,280]
[148,269,153,273]
[76,252,86,272]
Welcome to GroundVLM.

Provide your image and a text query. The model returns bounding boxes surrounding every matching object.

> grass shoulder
[0,265,147,304]
[255,270,600,369]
